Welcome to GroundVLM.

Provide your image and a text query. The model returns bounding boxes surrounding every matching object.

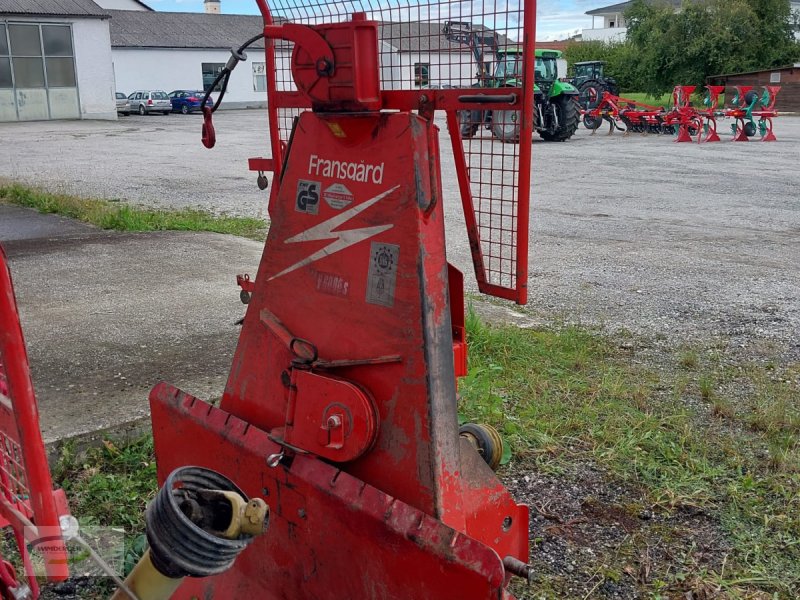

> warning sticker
[366,243,399,308]
[322,183,354,210]
[295,179,320,215]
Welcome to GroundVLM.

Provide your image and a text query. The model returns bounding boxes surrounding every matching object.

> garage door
[0,22,80,122]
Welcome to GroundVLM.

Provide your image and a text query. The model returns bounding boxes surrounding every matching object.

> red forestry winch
[1,0,538,597]
[163,0,538,596]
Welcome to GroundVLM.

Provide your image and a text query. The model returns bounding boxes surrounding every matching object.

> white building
[0,0,118,122]
[108,10,477,108]
[94,0,151,10]
[583,0,800,42]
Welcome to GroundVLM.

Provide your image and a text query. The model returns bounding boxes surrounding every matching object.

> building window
[202,62,225,92]
[414,62,429,87]
[43,25,75,87]
[9,24,44,88]
[0,25,11,89]
[253,62,266,92]
[770,72,781,83]
[4,24,76,89]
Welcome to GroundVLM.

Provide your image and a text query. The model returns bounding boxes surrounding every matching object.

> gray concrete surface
[1,204,262,442]
[1,109,799,366]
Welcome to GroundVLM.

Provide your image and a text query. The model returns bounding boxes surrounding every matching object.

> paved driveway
[2,110,798,355]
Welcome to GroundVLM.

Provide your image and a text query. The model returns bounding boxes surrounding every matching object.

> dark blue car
[168,90,214,114]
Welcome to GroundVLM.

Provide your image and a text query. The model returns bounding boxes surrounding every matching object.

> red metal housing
[157,0,536,597]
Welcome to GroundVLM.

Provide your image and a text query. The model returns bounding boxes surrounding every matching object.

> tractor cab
[493,49,561,96]
[533,50,560,94]
[569,60,619,105]
[494,49,521,80]
[572,61,607,85]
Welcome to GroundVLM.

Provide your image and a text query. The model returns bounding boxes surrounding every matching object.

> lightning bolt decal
[268,185,400,281]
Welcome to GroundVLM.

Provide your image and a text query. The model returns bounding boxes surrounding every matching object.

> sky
[143,0,603,41]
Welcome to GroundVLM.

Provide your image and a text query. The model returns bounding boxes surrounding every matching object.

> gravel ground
[2,110,797,358]
[505,461,731,599]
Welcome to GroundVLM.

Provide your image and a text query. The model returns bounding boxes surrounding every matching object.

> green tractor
[443,22,580,142]
[569,60,619,110]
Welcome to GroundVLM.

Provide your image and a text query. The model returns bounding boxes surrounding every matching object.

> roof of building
[535,40,569,52]
[109,10,268,49]
[708,64,799,79]
[586,0,681,16]
[108,10,505,53]
[0,0,109,18]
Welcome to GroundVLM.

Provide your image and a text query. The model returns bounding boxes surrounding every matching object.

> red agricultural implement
[583,84,781,143]
[1,0,538,596]
[0,247,70,599]
[159,0,536,598]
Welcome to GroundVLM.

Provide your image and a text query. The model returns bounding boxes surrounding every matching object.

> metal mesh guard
[262,0,532,303]
[0,428,33,517]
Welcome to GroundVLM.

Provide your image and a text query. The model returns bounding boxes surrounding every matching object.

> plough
[583,84,781,143]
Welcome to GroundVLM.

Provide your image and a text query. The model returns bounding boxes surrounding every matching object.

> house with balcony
[582,0,680,42]
[583,0,800,42]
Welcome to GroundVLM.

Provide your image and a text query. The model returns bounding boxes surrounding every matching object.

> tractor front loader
[444,21,579,142]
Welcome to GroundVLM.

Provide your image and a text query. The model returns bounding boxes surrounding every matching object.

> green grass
[0,183,267,240]
[53,437,158,536]
[460,310,800,597]
[616,92,674,107]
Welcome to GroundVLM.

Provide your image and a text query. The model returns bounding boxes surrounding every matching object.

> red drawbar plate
[151,383,523,600]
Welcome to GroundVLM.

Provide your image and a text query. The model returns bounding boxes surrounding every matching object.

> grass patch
[617,92,674,107]
[459,310,800,597]
[53,437,158,536]
[51,437,157,585]
[0,183,267,240]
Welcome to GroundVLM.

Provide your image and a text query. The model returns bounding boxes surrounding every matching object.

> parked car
[168,90,214,114]
[115,92,130,116]
[128,90,171,116]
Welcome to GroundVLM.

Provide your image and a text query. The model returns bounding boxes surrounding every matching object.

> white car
[128,90,171,116]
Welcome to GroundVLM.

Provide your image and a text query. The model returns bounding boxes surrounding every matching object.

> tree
[623,0,800,93]
[563,40,640,91]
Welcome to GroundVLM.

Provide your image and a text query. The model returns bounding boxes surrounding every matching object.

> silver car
[128,90,171,116]
[115,92,130,116]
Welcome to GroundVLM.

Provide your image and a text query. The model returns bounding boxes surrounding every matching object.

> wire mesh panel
[0,432,32,517]
[255,0,534,303]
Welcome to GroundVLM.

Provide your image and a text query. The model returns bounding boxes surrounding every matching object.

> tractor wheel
[583,113,603,130]
[578,79,607,110]
[458,109,480,139]
[744,121,757,137]
[539,94,579,142]
[490,109,520,143]
[744,90,760,107]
